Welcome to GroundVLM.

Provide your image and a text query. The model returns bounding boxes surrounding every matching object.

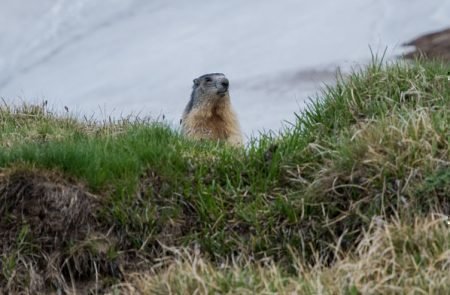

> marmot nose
[220,79,229,89]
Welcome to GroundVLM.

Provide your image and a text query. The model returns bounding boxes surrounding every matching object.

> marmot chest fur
[181,73,243,146]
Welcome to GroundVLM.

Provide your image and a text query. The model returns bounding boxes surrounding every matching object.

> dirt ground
[404,27,450,61]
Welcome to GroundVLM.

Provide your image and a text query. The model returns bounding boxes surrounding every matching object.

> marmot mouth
[216,90,228,96]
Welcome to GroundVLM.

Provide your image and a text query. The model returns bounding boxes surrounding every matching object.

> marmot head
[193,73,229,96]
[184,73,230,114]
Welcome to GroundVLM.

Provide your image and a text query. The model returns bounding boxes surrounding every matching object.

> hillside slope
[0,59,449,293]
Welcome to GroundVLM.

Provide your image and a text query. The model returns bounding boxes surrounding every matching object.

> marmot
[181,73,243,146]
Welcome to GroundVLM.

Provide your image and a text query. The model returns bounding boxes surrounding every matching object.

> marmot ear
[193,78,200,86]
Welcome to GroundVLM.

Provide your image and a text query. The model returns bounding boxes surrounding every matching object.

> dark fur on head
[181,73,243,146]
[184,73,229,115]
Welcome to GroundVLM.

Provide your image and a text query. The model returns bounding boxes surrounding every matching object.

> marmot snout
[181,73,243,146]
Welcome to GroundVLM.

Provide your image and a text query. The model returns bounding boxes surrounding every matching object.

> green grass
[0,58,449,293]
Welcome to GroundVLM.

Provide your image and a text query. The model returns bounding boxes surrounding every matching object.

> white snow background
[0,0,449,138]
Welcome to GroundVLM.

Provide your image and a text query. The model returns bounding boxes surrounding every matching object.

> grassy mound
[0,58,449,293]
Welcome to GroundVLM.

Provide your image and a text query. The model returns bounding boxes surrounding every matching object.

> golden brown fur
[181,73,243,146]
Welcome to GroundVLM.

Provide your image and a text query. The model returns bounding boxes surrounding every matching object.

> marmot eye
[205,77,212,82]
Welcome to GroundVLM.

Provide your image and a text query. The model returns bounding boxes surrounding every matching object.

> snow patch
[0,0,449,137]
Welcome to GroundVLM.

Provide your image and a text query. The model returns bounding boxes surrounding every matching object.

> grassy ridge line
[0,58,449,293]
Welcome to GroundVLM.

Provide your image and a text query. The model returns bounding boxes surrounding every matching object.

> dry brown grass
[113,215,450,295]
